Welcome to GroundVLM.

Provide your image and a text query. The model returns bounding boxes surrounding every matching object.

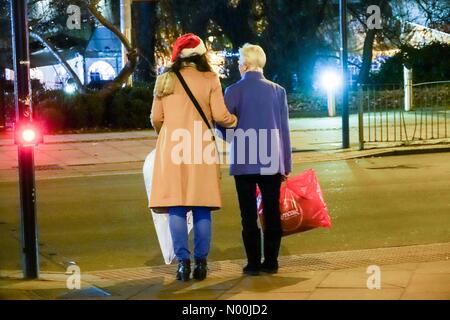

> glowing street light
[320,70,342,91]
[22,128,36,143]
[320,69,342,117]
[64,82,76,94]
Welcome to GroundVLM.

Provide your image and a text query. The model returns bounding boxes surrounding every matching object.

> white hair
[239,43,266,71]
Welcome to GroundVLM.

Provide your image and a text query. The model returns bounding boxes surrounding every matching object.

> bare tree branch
[83,0,138,96]
[415,0,434,25]
[30,31,87,94]
[315,54,361,69]
[98,49,138,97]
[86,0,133,51]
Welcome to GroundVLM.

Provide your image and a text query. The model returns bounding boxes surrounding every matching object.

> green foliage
[36,90,105,132]
[107,85,153,129]
[35,90,66,133]
[370,42,450,84]
[413,84,450,109]
[34,84,154,133]
[287,90,329,117]
[66,94,105,129]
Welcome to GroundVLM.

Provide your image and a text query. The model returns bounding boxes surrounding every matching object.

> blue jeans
[168,206,211,261]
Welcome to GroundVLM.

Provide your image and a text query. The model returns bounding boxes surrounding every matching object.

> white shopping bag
[143,149,193,265]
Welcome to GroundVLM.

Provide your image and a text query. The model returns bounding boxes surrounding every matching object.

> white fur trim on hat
[179,40,207,58]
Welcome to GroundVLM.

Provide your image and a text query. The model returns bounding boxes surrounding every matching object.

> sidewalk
[1,243,449,300]
[1,117,449,182]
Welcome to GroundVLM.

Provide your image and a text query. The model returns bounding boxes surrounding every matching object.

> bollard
[327,88,336,117]
[404,66,413,111]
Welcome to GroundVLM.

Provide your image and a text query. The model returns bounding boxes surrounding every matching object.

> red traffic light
[22,128,36,143]
[14,123,43,146]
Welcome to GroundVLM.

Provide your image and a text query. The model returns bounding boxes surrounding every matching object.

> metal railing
[357,81,450,150]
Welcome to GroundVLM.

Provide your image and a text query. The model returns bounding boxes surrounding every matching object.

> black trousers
[234,174,282,267]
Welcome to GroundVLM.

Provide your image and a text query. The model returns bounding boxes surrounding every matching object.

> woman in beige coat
[149,34,237,281]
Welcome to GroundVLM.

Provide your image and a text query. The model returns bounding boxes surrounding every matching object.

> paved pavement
[1,243,449,300]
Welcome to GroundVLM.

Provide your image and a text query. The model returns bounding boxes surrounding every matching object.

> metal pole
[358,86,364,150]
[10,0,39,279]
[0,68,5,129]
[340,0,350,148]
[120,0,132,85]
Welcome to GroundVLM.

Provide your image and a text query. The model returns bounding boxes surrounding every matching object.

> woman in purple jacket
[221,43,292,275]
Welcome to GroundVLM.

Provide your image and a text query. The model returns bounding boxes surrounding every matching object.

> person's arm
[150,96,164,134]
[224,86,238,116]
[215,85,239,142]
[280,87,292,175]
[210,75,237,128]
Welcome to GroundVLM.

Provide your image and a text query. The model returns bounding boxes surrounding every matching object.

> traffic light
[14,122,43,146]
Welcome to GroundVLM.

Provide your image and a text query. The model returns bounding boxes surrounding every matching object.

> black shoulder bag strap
[174,70,216,142]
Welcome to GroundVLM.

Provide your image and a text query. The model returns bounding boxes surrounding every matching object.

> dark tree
[372,42,450,84]
[163,0,331,91]
[348,0,397,85]
[413,0,450,32]
[132,0,158,83]
[256,0,330,91]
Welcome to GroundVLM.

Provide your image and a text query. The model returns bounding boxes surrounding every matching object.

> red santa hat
[171,33,207,62]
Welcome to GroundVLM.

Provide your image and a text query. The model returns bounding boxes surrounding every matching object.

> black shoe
[193,258,208,281]
[261,261,278,274]
[176,259,191,281]
[243,264,261,276]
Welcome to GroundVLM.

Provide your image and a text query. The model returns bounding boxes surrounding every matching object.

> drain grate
[11,164,64,171]
[35,165,64,171]
[366,165,419,170]
[58,287,111,299]
[89,242,450,282]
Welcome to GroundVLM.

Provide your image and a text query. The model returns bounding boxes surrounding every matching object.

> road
[0,152,449,272]
[1,114,449,174]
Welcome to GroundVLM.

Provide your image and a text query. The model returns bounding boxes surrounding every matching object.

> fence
[357,81,450,150]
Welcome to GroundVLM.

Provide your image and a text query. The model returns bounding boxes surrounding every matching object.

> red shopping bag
[257,169,331,236]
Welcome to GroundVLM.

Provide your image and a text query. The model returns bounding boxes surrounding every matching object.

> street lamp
[319,69,342,117]
[340,0,350,148]
[64,82,76,94]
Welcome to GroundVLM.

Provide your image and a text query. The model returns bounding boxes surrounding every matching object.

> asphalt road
[0,153,449,272]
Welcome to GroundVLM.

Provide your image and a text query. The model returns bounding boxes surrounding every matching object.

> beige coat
[149,66,237,212]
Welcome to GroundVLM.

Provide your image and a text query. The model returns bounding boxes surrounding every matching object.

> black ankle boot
[193,258,207,281]
[242,230,262,276]
[176,259,191,281]
[262,231,281,274]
